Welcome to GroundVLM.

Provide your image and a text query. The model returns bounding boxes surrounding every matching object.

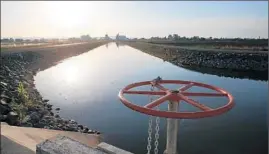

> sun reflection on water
[59,60,80,84]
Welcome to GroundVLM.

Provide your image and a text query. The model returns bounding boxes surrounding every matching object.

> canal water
[34,43,267,154]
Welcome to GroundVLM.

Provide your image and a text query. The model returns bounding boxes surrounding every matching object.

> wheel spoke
[144,93,173,109]
[123,90,166,95]
[181,92,227,97]
[179,94,212,111]
[152,83,167,91]
[179,83,194,92]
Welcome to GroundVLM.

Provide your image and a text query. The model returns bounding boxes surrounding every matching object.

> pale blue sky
[1,1,268,38]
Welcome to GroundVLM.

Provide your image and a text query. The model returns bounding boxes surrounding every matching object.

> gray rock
[87,130,95,134]
[1,93,10,101]
[46,104,52,109]
[55,107,60,111]
[56,118,64,124]
[83,127,89,133]
[69,119,77,124]
[53,127,61,130]
[64,120,69,124]
[22,122,33,127]
[77,125,83,130]
[57,124,63,128]
[1,99,8,105]
[39,109,50,116]
[44,126,50,129]
[28,105,39,112]
[48,119,56,125]
[0,104,11,115]
[36,121,47,128]
[66,124,78,132]
[0,114,7,121]
[0,75,5,79]
[7,111,19,125]
[43,115,51,120]
[0,82,8,87]
[43,99,49,103]
[29,112,41,123]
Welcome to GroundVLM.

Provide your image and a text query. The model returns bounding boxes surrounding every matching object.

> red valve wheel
[118,80,234,119]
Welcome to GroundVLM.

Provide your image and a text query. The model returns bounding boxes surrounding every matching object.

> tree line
[149,34,267,42]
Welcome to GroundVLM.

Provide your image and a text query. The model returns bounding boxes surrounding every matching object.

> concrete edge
[97,142,134,154]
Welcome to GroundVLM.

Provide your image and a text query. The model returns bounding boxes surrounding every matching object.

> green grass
[10,82,38,123]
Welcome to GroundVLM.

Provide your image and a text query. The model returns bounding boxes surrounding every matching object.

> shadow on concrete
[1,135,35,154]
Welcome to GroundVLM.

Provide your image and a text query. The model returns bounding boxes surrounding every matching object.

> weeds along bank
[0,41,109,134]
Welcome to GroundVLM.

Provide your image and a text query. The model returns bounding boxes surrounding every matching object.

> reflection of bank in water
[115,42,125,48]
[180,64,268,81]
[105,42,125,48]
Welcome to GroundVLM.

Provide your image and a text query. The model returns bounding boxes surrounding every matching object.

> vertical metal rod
[164,100,179,154]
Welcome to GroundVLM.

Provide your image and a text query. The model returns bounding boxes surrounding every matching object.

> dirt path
[2,40,110,71]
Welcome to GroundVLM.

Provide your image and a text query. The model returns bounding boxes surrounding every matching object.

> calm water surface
[34,43,268,154]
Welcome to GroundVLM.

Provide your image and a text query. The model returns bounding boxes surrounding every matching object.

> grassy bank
[140,39,268,51]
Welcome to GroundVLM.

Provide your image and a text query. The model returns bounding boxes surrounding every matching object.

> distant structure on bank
[105,34,111,40]
[116,33,128,41]
[80,35,91,41]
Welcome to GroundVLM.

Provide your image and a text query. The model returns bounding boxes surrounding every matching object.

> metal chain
[147,79,162,154]
[146,85,155,154]
[154,99,160,154]
[147,116,153,154]
[153,77,161,154]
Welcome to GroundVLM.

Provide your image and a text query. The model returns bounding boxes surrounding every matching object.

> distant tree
[15,38,23,42]
[105,34,110,40]
[1,38,10,43]
[173,34,179,40]
[25,39,31,43]
[9,38,14,42]
[191,36,199,40]
[80,34,91,41]
[33,39,39,43]
[200,37,206,41]
[39,38,46,43]
[168,34,173,40]
[181,36,187,40]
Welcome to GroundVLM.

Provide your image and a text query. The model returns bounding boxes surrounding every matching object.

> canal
[34,43,267,154]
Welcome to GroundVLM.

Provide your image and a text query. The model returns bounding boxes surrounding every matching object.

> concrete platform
[1,122,101,152]
[1,135,35,154]
[97,142,134,154]
[36,135,107,154]
[36,135,134,154]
